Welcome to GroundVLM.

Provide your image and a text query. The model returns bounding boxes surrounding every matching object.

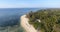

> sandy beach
[21,15,37,32]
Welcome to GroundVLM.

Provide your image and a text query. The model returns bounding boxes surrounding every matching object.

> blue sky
[0,0,60,8]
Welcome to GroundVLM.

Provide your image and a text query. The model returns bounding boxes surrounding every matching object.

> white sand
[21,15,37,32]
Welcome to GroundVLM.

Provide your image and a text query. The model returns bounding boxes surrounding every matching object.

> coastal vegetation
[28,9,60,32]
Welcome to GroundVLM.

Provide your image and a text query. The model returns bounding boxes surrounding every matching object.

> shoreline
[20,15,37,32]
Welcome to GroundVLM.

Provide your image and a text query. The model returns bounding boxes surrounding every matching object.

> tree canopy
[28,9,60,32]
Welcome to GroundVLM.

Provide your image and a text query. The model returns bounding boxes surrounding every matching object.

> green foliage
[28,9,60,32]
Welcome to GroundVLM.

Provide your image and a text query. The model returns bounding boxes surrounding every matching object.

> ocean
[0,8,40,32]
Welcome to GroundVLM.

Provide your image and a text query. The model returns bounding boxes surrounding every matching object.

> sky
[0,0,60,8]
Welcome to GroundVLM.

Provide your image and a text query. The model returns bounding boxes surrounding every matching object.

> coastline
[20,15,37,32]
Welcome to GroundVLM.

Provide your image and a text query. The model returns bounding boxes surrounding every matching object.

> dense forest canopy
[28,9,60,32]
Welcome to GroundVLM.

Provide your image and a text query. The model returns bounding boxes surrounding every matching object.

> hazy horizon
[0,0,60,8]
